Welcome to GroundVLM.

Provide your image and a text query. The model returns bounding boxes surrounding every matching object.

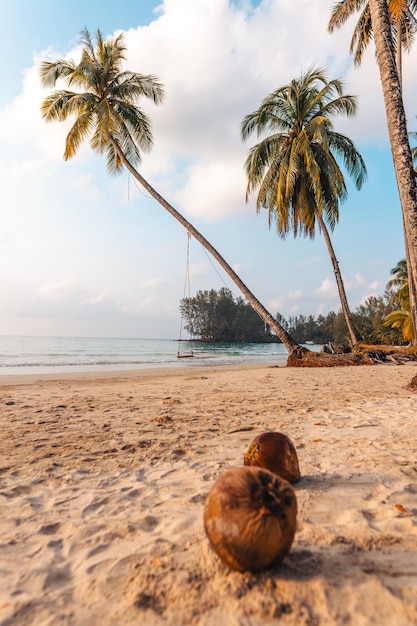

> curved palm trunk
[315,211,363,345]
[109,136,303,355]
[368,0,417,343]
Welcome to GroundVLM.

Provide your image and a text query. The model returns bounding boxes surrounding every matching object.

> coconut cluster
[203,432,300,572]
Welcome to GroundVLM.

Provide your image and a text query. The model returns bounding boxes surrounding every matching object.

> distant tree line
[180,286,406,346]
[179,288,274,342]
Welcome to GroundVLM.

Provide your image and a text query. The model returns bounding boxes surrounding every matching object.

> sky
[0,0,416,339]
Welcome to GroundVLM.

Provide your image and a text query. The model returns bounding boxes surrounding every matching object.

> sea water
[0,335,321,376]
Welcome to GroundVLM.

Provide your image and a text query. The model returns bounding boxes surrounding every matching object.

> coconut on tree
[241,67,367,347]
[39,27,304,358]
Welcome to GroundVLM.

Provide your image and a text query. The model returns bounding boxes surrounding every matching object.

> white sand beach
[1,363,417,625]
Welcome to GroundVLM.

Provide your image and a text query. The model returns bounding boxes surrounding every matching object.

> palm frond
[242,65,367,244]
[64,112,95,160]
[350,5,373,66]
[111,72,165,105]
[383,309,414,340]
[328,131,367,188]
[39,60,77,88]
[328,0,366,32]
[40,90,80,121]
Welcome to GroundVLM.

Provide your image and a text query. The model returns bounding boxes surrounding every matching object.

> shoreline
[0,336,299,378]
[0,361,280,386]
[1,362,417,625]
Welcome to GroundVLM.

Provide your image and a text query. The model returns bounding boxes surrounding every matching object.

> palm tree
[383,258,414,340]
[367,0,417,343]
[386,258,409,292]
[39,28,303,356]
[328,0,417,85]
[328,0,417,342]
[241,67,367,346]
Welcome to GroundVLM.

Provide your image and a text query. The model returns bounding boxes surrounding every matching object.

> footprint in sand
[39,522,61,535]
[82,497,109,517]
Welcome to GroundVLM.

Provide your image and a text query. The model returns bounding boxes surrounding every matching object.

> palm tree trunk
[394,11,417,344]
[396,15,402,88]
[109,136,303,355]
[315,211,363,345]
[368,0,417,343]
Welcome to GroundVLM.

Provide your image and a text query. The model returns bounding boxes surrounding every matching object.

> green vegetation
[180,284,407,346]
[180,288,274,343]
[383,258,414,341]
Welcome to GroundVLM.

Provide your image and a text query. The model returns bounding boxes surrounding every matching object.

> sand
[1,362,417,626]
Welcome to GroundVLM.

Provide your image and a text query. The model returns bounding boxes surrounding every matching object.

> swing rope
[177,231,194,358]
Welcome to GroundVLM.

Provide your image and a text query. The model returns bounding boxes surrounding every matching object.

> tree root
[286,344,417,368]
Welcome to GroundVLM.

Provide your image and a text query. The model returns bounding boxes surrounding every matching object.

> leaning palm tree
[241,67,367,346]
[39,28,302,356]
[328,0,417,85]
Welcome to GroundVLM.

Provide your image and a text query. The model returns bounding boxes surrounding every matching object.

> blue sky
[0,0,416,338]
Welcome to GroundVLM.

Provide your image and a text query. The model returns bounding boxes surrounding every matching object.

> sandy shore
[1,363,417,626]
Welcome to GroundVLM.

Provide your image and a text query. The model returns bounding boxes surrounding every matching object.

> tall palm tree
[241,67,367,346]
[367,0,417,344]
[39,28,302,356]
[328,0,417,85]
[329,1,417,336]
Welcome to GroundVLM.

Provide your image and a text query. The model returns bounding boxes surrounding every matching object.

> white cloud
[120,0,396,219]
[0,0,411,337]
[316,277,338,298]
[268,297,283,311]
[299,255,325,270]
[84,293,108,305]
[189,262,209,278]
[37,278,83,300]
[175,161,248,220]
[368,280,382,292]
[121,297,158,313]
[72,174,103,204]
[140,277,164,289]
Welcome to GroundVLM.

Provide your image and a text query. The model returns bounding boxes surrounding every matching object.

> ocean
[0,336,321,376]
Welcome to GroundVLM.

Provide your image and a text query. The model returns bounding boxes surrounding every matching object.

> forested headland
[180,287,405,346]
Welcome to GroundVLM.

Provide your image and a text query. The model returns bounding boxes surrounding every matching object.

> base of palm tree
[286,344,417,367]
